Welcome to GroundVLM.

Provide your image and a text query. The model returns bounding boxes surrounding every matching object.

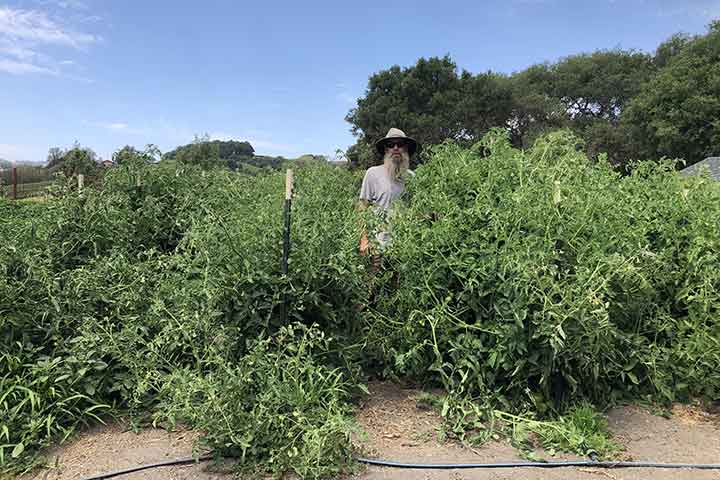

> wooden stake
[282,168,294,275]
[285,168,294,200]
[12,162,17,200]
[281,169,294,324]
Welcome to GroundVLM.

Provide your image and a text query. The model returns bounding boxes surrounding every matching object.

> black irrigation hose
[79,454,720,480]
[356,457,720,470]
[79,455,213,480]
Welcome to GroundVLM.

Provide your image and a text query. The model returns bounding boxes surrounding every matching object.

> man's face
[385,140,408,162]
[383,140,410,180]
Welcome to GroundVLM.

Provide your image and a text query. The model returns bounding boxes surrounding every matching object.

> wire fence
[0,165,54,199]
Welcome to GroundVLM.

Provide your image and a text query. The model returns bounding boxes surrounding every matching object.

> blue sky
[1,0,718,163]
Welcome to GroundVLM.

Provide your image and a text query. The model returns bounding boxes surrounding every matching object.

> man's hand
[359,232,370,256]
[358,199,370,256]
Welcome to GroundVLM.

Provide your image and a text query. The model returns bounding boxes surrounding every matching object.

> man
[358,127,419,270]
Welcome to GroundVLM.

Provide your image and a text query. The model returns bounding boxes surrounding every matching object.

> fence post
[78,174,84,192]
[280,169,294,325]
[282,169,294,275]
[12,162,17,200]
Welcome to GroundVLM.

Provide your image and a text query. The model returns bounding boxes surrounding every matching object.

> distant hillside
[163,139,252,160]
[163,139,283,170]
[0,158,46,168]
[162,140,332,173]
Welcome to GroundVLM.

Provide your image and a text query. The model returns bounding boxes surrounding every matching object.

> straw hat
[375,128,419,156]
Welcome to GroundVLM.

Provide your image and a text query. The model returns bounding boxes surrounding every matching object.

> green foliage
[521,50,654,125]
[624,21,720,166]
[345,56,514,169]
[511,50,655,166]
[4,128,720,476]
[507,64,568,148]
[172,134,223,169]
[163,137,289,171]
[112,144,161,165]
[367,129,720,413]
[156,324,358,479]
[347,56,461,147]
[45,142,100,179]
[498,405,619,459]
[346,24,718,171]
[345,140,378,170]
[457,71,515,143]
[654,33,692,69]
[0,160,365,477]
[419,393,619,459]
[582,120,637,171]
[244,154,286,171]
[45,148,63,169]
[346,50,654,170]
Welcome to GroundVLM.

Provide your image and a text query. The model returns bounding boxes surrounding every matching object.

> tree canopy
[162,136,291,171]
[162,136,294,172]
[46,143,100,178]
[345,56,514,168]
[112,145,161,165]
[345,21,720,171]
[624,21,720,164]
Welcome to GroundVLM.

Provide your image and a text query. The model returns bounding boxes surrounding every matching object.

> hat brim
[375,137,419,156]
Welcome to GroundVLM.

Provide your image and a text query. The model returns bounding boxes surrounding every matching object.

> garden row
[2,130,719,478]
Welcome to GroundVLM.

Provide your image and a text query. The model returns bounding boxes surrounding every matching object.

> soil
[18,381,720,480]
[17,423,230,480]
[351,383,720,480]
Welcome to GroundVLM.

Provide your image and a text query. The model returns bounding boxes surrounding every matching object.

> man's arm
[357,199,371,256]
[358,169,374,256]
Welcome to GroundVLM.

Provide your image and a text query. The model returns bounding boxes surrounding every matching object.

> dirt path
[19,382,720,480]
[352,382,720,480]
[17,424,229,480]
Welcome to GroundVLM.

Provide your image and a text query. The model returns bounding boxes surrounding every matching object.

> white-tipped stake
[286,168,294,200]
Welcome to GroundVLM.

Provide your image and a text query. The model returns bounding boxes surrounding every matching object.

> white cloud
[39,0,89,10]
[0,6,101,78]
[0,40,38,60]
[57,0,88,9]
[0,58,57,75]
[0,7,98,48]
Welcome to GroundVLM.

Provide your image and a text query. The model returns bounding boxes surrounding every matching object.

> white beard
[383,150,410,181]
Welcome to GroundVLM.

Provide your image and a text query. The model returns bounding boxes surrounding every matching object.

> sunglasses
[385,141,407,149]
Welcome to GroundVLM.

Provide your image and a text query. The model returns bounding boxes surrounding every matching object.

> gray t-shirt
[359,165,412,211]
[359,165,414,249]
